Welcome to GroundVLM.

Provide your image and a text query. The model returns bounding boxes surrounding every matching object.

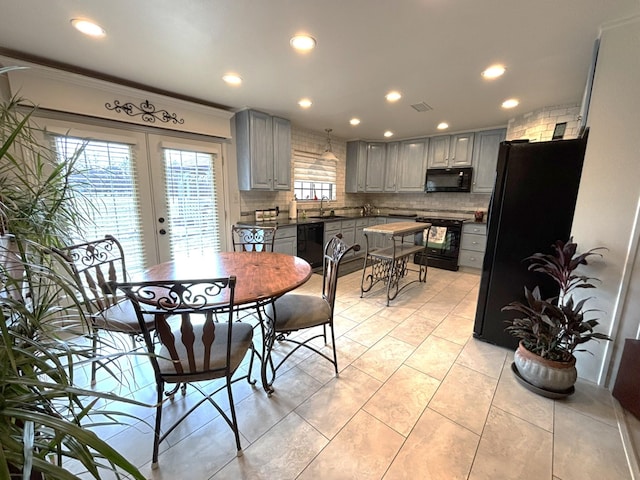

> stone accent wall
[506,103,581,142]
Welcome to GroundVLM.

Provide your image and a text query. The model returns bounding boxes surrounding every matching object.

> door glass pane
[163,148,221,260]
[54,136,146,275]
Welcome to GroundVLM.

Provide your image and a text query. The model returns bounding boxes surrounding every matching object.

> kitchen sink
[308,215,349,219]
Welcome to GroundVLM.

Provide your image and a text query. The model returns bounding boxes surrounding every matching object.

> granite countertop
[237,211,480,228]
[238,213,420,228]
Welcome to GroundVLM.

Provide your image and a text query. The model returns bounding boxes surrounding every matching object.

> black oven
[413,217,463,271]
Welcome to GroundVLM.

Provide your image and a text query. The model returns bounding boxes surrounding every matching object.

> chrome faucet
[320,195,329,217]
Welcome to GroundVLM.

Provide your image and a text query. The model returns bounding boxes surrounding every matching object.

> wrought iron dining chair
[52,235,155,385]
[230,224,278,337]
[231,225,277,252]
[111,276,253,467]
[264,234,360,389]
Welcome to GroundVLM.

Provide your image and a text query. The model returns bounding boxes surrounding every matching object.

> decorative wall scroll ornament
[105,99,185,125]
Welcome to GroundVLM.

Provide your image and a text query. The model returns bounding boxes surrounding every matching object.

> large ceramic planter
[513,341,577,392]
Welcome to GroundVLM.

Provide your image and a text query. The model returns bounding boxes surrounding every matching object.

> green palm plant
[1,242,147,479]
[1,67,147,479]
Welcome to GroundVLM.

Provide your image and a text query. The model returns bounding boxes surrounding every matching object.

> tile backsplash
[507,103,581,142]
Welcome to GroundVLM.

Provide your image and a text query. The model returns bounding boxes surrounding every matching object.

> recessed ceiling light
[502,98,519,109]
[384,131,394,138]
[482,64,506,79]
[70,18,106,37]
[437,122,449,130]
[298,98,313,108]
[290,34,316,52]
[385,91,402,102]
[350,118,361,126]
[222,74,242,85]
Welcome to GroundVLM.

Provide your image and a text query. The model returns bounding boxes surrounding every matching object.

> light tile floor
[73,266,636,479]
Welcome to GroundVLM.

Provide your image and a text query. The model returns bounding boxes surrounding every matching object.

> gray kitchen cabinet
[365,142,386,192]
[384,142,399,192]
[340,219,356,248]
[235,109,291,191]
[427,133,474,168]
[346,141,367,193]
[397,138,429,192]
[355,218,368,256]
[273,225,297,256]
[471,128,506,193]
[272,116,292,190]
[459,222,487,269]
[323,219,342,248]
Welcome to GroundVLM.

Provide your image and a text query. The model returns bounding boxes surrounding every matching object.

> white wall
[571,17,640,386]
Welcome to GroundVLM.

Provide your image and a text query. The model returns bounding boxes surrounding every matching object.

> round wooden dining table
[140,251,312,305]
[138,251,313,392]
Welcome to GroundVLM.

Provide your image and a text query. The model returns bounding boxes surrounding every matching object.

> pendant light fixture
[320,128,339,161]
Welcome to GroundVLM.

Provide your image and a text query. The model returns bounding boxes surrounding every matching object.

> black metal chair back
[231,226,277,252]
[54,235,127,315]
[112,276,254,466]
[322,234,361,310]
[53,235,143,385]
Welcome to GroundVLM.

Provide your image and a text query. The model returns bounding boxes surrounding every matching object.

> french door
[45,118,228,274]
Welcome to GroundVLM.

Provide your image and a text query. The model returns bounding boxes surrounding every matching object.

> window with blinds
[54,136,146,275]
[293,152,337,201]
[162,148,221,260]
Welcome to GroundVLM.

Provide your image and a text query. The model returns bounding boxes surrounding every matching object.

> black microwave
[425,167,473,193]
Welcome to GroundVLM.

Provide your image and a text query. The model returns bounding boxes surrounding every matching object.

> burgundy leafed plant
[503,238,611,362]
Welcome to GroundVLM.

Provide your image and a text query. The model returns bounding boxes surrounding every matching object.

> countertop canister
[289,199,297,220]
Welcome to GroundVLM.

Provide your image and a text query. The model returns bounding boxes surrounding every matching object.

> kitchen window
[293,151,336,201]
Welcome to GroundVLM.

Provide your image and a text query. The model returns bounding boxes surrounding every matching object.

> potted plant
[1,71,147,479]
[502,237,611,395]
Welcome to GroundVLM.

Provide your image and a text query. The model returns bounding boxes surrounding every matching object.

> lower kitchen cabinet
[340,219,356,247]
[355,218,368,255]
[323,220,342,248]
[273,225,297,256]
[324,219,356,247]
[459,222,487,269]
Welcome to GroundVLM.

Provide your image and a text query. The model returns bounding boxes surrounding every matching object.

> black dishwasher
[297,222,324,268]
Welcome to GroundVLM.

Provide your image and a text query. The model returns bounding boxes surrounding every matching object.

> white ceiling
[1,0,638,141]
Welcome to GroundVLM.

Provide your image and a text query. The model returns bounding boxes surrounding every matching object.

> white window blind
[162,148,221,260]
[54,136,146,275]
[293,151,337,200]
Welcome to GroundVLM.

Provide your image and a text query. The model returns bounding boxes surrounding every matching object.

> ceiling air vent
[410,102,433,112]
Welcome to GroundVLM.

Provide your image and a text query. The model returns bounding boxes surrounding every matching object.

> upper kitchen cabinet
[346,141,367,192]
[471,128,506,193]
[365,142,386,192]
[397,138,429,192]
[346,141,385,193]
[383,141,399,192]
[427,133,474,168]
[235,109,291,191]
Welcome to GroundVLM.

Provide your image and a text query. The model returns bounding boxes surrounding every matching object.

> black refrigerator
[473,136,588,349]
